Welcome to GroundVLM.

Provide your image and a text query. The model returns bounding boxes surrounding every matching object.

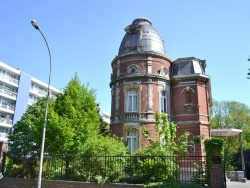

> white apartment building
[99,110,111,125]
[0,61,61,142]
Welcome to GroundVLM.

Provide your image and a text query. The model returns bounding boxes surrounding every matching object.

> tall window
[127,89,138,112]
[185,91,192,103]
[160,91,167,113]
[129,34,138,46]
[127,131,138,153]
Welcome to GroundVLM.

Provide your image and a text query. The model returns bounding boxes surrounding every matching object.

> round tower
[110,18,211,155]
[110,18,171,153]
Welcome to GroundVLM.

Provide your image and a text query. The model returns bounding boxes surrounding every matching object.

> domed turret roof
[118,18,166,56]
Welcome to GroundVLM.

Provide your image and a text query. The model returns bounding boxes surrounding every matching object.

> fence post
[210,150,226,188]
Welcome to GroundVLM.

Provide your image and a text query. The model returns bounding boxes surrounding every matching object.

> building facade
[0,61,61,142]
[110,18,211,154]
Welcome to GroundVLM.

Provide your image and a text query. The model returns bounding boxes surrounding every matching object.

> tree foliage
[140,112,189,156]
[9,74,127,157]
[8,98,49,157]
[210,100,250,169]
[124,113,190,184]
[210,100,250,148]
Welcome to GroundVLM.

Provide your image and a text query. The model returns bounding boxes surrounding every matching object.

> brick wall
[0,178,143,188]
[110,53,171,149]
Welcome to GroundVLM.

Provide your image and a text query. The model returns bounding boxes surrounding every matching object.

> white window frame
[127,89,138,112]
[160,91,167,113]
[127,131,138,154]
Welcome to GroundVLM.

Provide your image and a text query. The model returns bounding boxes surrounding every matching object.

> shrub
[144,181,202,188]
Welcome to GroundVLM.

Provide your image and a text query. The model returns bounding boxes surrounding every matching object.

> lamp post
[31,20,51,188]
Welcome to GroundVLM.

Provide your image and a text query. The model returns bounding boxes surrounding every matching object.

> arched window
[127,89,138,112]
[185,91,192,104]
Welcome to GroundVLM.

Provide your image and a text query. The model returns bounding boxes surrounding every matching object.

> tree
[7,74,127,178]
[8,98,50,157]
[10,74,127,155]
[7,98,52,178]
[210,100,250,169]
[47,75,101,154]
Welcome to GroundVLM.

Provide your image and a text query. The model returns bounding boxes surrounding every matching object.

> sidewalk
[227,180,249,188]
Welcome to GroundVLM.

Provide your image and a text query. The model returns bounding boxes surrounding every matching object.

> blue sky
[1,1,250,113]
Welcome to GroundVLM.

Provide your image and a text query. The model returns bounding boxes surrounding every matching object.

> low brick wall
[0,177,143,188]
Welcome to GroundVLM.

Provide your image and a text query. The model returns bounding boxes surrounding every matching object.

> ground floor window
[126,131,138,154]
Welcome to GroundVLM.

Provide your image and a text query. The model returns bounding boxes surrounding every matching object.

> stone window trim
[181,86,195,109]
[181,86,195,94]
[126,64,140,74]
[158,67,169,79]
[124,124,140,154]
[159,90,168,114]
[123,85,142,113]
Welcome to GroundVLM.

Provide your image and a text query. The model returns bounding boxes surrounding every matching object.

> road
[227,180,249,188]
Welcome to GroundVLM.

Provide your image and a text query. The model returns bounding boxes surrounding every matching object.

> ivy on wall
[204,137,224,186]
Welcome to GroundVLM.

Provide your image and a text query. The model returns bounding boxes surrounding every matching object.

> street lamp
[31,20,51,188]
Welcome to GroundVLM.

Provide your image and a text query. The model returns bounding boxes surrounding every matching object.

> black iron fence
[2,153,207,185]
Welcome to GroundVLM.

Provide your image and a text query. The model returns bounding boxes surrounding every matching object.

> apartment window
[127,89,138,112]
[160,91,167,113]
[0,127,9,134]
[6,72,14,78]
[1,98,8,106]
[127,131,138,154]
[0,69,5,75]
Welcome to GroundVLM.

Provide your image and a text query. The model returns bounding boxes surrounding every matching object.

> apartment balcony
[0,132,9,141]
[0,73,19,87]
[28,98,38,106]
[0,118,13,127]
[30,88,47,98]
[0,104,15,113]
[0,88,17,100]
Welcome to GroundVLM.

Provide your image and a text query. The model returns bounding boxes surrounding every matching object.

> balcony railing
[0,104,15,111]
[0,118,13,125]
[124,112,139,120]
[0,88,17,98]
[0,132,8,139]
[0,73,19,85]
[30,88,47,96]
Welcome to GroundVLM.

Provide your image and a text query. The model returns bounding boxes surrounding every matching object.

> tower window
[160,91,167,113]
[130,68,136,74]
[127,131,138,154]
[185,91,192,104]
[129,34,138,46]
[127,89,138,112]
[127,65,139,74]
